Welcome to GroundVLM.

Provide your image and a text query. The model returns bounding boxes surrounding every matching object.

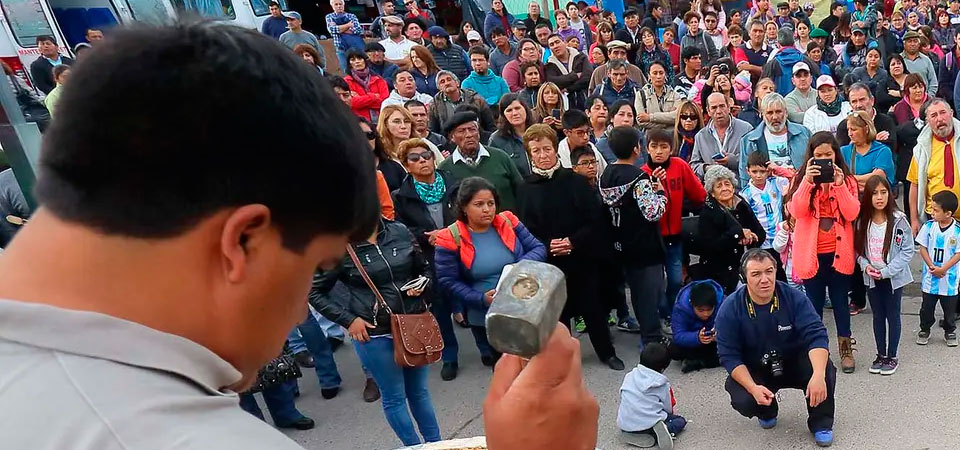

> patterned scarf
[677,127,697,161]
[817,93,844,116]
[350,67,372,90]
[413,173,446,205]
[531,158,562,179]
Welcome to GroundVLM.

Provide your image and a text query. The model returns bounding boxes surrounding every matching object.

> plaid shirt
[325,12,362,50]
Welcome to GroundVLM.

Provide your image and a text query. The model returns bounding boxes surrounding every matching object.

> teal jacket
[461,70,510,106]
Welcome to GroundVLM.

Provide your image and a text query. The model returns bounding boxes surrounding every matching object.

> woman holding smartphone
[787,131,861,374]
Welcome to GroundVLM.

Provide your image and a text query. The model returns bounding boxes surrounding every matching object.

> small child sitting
[618,343,686,449]
[669,280,723,373]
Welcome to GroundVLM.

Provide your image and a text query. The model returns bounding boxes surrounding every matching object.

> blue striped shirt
[918,219,960,296]
[741,176,790,249]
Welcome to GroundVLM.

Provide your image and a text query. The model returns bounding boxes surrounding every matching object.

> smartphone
[704,328,714,337]
[812,159,834,184]
[712,152,724,160]
[551,108,561,119]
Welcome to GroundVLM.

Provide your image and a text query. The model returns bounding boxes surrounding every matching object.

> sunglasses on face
[680,115,698,120]
[406,151,434,162]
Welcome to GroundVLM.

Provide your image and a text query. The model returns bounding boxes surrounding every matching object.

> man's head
[624,7,639,28]
[742,249,778,301]
[703,10,719,31]
[570,145,599,182]
[566,2,580,20]
[608,125,641,160]
[640,342,670,373]
[607,59,628,90]
[706,92,730,127]
[34,24,378,383]
[284,11,303,31]
[512,22,527,40]
[904,32,921,55]
[535,23,552,45]
[547,33,569,59]
[405,0,420,12]
[831,1,845,17]
[429,26,450,49]
[384,16,403,38]
[682,47,702,73]
[404,19,425,40]
[380,0,395,14]
[520,61,541,87]
[646,128,673,164]
[777,27,795,47]
[690,283,718,321]
[330,0,345,13]
[404,99,429,133]
[851,27,866,46]
[792,62,811,91]
[854,0,867,11]
[927,98,955,139]
[328,74,352,104]
[761,92,788,133]
[365,41,386,63]
[748,20,765,45]
[606,41,629,62]
[52,65,70,86]
[444,111,481,152]
[37,35,59,58]
[437,70,460,95]
[393,70,417,96]
[269,1,283,17]
[746,150,770,186]
[86,28,104,42]
[562,109,591,147]
[469,47,490,75]
[847,82,874,112]
[490,26,509,49]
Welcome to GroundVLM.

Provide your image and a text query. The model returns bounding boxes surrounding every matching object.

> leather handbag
[346,245,444,368]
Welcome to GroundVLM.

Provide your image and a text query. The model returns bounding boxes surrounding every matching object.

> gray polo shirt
[0,299,304,450]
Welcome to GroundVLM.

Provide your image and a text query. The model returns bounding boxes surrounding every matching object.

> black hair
[358,116,391,163]
[586,94,605,111]
[404,17,426,32]
[609,99,636,117]
[404,99,427,109]
[646,128,673,148]
[36,34,55,45]
[570,146,595,166]
[607,126,640,159]
[393,69,413,84]
[455,177,500,221]
[681,46,702,61]
[640,342,670,373]
[690,283,718,308]
[52,64,71,79]
[468,46,490,60]
[326,74,349,91]
[746,150,769,168]
[269,0,280,6]
[489,26,506,37]
[561,109,589,129]
[647,59,667,75]
[36,23,378,250]
[346,48,368,62]
[497,93,534,137]
[933,190,959,214]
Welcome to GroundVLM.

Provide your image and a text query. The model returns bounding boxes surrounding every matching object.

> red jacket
[641,157,706,237]
[345,74,389,121]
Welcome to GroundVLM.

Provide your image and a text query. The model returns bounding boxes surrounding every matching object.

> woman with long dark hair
[455,20,478,49]
[787,131,861,374]
[489,93,535,176]
[876,53,909,113]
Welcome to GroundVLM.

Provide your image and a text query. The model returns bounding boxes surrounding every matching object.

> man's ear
[220,204,273,283]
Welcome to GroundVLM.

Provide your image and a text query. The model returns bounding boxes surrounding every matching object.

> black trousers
[725,353,837,432]
[850,264,867,309]
[559,263,616,361]
[598,258,629,319]
[920,293,958,333]
[668,341,719,365]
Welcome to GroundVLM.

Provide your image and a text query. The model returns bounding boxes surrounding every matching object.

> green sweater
[438,145,523,212]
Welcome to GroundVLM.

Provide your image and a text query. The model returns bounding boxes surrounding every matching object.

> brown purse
[346,245,444,368]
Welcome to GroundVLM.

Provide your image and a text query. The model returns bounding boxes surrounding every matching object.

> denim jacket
[856,211,915,290]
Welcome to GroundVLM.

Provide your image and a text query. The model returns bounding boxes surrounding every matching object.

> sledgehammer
[485,260,567,359]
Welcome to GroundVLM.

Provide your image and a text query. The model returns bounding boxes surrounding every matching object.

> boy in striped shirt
[916,191,960,347]
[741,151,790,280]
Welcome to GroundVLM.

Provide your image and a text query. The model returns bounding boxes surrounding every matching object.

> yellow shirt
[907,137,960,214]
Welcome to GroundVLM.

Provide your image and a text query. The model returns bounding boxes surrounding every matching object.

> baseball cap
[851,25,866,34]
[427,25,449,38]
[816,74,837,88]
[466,30,482,41]
[793,62,811,74]
[283,11,301,21]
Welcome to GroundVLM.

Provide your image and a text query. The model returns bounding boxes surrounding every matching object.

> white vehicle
[0,0,71,83]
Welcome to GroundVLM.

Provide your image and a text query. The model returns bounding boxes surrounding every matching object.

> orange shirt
[816,194,838,254]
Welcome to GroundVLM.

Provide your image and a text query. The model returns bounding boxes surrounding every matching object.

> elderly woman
[309,217,441,447]
[695,164,765,294]
[516,124,624,370]
[344,49,390,121]
[489,93,535,177]
[293,43,325,74]
[391,138,462,381]
[434,177,545,367]
[840,111,896,191]
[803,75,852,134]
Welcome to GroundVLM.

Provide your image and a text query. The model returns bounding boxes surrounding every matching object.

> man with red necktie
[908,98,960,235]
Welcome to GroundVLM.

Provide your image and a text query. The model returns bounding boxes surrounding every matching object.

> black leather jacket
[309,219,431,337]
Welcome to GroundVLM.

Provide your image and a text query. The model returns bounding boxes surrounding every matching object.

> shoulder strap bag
[346,245,444,368]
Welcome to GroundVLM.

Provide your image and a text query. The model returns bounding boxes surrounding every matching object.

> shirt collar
[452,145,490,164]
[0,299,242,393]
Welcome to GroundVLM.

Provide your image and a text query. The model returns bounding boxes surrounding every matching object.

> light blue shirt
[918,219,960,296]
[465,228,515,323]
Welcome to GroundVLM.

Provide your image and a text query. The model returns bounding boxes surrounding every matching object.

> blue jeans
[354,336,442,446]
[802,254,852,338]
[867,279,903,358]
[432,294,460,364]
[661,240,684,319]
[287,313,342,389]
[238,379,304,426]
[470,326,495,357]
[313,309,345,340]
[665,413,687,434]
[336,51,348,74]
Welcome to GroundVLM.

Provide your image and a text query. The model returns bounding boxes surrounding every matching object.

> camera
[718,63,729,75]
[761,350,784,377]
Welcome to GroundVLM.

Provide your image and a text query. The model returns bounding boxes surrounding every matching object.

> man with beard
[738,92,810,186]
[691,92,753,178]
[546,33,593,111]
[902,31,939,96]
[427,26,470,81]
[588,40,646,93]
[379,15,416,68]
[502,38,544,92]
[908,98,960,235]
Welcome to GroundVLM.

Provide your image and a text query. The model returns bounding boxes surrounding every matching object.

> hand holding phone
[810,159,834,184]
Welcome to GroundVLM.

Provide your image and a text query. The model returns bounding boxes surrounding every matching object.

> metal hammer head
[485,260,567,358]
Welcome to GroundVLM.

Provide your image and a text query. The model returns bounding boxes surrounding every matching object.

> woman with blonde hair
[532,82,567,136]
[377,104,444,164]
[409,45,440,97]
[672,100,703,162]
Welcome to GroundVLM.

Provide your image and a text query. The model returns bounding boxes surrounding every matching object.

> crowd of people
[6,1,960,449]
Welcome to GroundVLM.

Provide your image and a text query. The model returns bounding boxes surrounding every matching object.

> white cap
[816,74,837,88]
[466,30,482,41]
[792,62,810,74]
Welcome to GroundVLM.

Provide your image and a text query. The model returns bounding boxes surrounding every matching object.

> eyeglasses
[568,128,590,137]
[576,159,599,167]
[406,151,434,162]
[680,115,698,120]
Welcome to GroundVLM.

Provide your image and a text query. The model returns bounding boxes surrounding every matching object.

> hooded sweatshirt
[856,210,916,290]
[618,364,672,432]
[770,47,804,96]
[641,157,707,237]
[461,70,511,106]
[671,279,724,349]
[840,140,896,187]
[599,164,667,267]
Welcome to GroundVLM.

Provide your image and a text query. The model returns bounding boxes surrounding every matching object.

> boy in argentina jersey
[741,152,790,279]
[916,191,960,346]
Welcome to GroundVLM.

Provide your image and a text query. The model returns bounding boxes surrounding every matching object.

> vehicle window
[171,0,235,20]
[125,0,173,24]
[251,0,288,16]
[0,0,55,47]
